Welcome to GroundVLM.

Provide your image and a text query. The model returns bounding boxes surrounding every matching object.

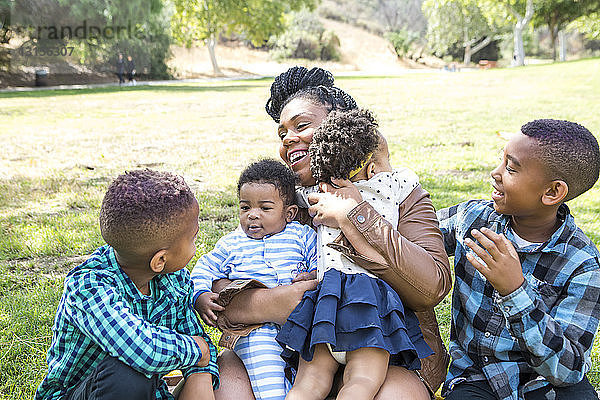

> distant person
[116,53,125,85]
[191,159,317,400]
[438,119,600,400]
[35,169,219,400]
[127,55,136,86]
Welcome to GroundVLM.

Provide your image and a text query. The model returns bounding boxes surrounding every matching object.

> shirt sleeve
[497,265,600,385]
[190,236,232,304]
[174,272,220,388]
[65,274,204,378]
[304,227,318,272]
[436,204,459,256]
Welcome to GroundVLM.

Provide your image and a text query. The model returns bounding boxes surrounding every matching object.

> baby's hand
[292,270,317,283]
[195,292,225,327]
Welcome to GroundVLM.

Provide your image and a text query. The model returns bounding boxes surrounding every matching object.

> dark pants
[445,377,598,400]
[66,356,159,400]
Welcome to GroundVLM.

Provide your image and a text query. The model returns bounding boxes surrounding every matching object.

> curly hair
[237,159,297,206]
[99,169,196,257]
[309,108,380,183]
[265,66,358,123]
[521,119,600,201]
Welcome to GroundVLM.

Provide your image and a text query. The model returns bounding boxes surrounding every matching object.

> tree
[533,0,600,61]
[373,0,427,34]
[423,0,496,64]
[570,12,600,40]
[480,0,534,66]
[171,0,315,76]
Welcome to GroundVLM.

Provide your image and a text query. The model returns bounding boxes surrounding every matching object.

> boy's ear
[542,180,568,206]
[285,204,299,222]
[149,249,167,274]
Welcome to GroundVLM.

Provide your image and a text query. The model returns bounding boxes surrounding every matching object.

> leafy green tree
[423,0,496,64]
[171,0,316,76]
[479,0,534,66]
[570,12,600,40]
[5,0,171,78]
[533,0,600,61]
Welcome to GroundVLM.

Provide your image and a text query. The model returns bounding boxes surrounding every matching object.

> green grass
[1,58,600,398]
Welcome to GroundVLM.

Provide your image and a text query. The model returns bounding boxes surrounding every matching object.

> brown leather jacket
[329,185,451,393]
[216,184,451,393]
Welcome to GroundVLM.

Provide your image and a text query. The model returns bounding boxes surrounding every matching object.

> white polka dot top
[297,168,419,281]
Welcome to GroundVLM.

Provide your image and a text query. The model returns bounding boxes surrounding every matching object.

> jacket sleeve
[341,184,452,311]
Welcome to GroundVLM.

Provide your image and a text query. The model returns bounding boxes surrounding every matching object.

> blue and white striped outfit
[191,221,317,400]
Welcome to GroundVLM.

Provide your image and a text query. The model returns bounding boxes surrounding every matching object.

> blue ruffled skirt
[276,269,432,371]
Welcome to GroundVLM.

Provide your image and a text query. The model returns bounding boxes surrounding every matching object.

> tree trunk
[510,0,534,67]
[558,30,567,62]
[206,34,223,76]
[464,42,472,65]
[549,26,558,61]
[471,36,492,58]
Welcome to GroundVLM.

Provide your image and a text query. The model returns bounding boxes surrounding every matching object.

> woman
[213,67,451,400]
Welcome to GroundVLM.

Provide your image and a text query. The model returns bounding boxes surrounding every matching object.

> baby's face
[239,183,290,239]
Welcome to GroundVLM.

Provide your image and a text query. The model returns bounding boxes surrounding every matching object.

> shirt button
[484,332,491,338]
[483,356,489,363]
[357,215,366,223]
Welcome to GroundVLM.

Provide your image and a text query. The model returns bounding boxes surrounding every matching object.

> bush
[386,29,419,58]
[269,9,341,61]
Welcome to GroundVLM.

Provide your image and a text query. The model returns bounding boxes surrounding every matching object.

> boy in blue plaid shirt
[438,119,600,400]
[35,169,219,400]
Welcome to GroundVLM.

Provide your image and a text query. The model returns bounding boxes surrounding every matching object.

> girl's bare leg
[286,344,339,400]
[337,347,389,400]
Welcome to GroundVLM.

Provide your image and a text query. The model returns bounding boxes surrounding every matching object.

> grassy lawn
[1,58,600,399]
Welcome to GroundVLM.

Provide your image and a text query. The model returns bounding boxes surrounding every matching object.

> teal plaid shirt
[35,245,219,400]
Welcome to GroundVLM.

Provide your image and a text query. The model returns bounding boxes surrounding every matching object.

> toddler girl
[276,109,433,400]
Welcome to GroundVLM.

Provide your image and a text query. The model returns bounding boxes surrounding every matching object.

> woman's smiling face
[278,97,329,187]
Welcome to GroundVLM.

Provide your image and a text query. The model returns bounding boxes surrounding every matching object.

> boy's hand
[292,270,317,283]
[195,292,225,327]
[465,227,524,296]
[192,336,211,367]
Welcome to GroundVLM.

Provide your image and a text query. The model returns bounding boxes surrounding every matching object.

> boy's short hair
[237,159,297,206]
[309,108,379,183]
[521,119,600,201]
[99,169,196,257]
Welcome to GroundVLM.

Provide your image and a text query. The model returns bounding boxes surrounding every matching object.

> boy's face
[490,133,551,217]
[163,200,200,273]
[239,183,294,239]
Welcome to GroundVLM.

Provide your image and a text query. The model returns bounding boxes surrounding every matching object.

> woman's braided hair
[265,66,358,123]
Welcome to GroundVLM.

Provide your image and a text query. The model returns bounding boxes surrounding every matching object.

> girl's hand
[308,179,361,228]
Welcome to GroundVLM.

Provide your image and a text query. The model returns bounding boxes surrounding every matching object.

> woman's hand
[308,179,361,228]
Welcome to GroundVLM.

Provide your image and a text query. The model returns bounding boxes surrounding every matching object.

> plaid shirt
[35,245,219,400]
[438,200,600,400]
